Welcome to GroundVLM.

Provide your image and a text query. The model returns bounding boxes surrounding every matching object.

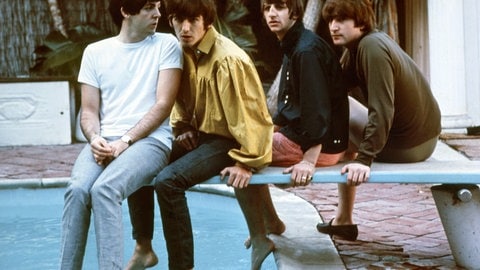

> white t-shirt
[78,33,183,149]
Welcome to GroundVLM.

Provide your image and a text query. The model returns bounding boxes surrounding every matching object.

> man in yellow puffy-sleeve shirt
[126,0,273,269]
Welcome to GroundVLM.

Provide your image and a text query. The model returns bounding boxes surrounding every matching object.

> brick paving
[0,144,81,179]
[285,183,460,269]
[1,134,479,269]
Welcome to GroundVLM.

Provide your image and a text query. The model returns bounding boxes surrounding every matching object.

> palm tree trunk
[303,0,323,30]
[48,0,68,37]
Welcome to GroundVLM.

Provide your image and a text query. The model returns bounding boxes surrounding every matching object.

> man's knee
[153,177,177,196]
[90,180,121,205]
[65,179,91,203]
[153,173,191,207]
[153,167,188,192]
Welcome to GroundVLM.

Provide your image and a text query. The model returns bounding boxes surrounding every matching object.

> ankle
[136,237,153,249]
[126,242,158,270]
[332,216,354,226]
[266,220,286,235]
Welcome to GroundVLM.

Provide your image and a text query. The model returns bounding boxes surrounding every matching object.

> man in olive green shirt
[316,0,441,241]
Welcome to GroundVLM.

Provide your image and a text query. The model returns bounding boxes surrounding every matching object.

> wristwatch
[121,135,133,146]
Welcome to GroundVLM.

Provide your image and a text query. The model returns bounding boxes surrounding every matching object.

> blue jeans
[130,133,238,270]
[60,137,169,270]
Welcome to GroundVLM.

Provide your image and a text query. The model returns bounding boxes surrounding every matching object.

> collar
[193,26,218,57]
[279,21,304,56]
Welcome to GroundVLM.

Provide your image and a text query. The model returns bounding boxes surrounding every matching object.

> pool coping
[0,177,70,189]
[0,178,346,269]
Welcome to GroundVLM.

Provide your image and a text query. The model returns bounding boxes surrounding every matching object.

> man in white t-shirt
[59,0,182,269]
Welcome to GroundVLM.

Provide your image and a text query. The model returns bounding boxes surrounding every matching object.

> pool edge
[0,178,346,269]
[0,177,69,189]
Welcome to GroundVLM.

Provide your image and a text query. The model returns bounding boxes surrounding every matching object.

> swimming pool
[0,188,276,269]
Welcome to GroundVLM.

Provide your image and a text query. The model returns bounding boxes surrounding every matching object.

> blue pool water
[0,188,276,269]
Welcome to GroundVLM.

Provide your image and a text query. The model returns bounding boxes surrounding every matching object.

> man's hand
[90,136,114,166]
[220,165,253,189]
[175,131,199,151]
[341,162,370,185]
[283,160,315,187]
[109,139,130,159]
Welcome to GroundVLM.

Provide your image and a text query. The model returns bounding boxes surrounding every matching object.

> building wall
[463,0,480,127]
[428,0,480,129]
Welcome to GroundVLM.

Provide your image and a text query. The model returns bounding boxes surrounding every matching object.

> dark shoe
[316,218,358,241]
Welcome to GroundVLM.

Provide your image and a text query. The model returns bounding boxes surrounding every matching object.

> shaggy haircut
[321,0,376,33]
[261,0,304,21]
[163,0,217,29]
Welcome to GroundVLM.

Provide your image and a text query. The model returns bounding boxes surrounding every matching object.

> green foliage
[29,1,273,80]
[214,0,258,56]
[30,24,109,78]
[213,0,279,81]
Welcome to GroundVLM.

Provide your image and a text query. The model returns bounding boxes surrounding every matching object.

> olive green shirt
[349,31,441,166]
[170,27,273,170]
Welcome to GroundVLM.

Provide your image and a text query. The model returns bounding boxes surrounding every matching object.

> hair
[321,0,376,33]
[261,0,304,21]
[163,0,217,28]
[109,0,160,28]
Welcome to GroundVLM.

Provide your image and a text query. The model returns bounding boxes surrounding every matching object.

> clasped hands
[90,136,129,166]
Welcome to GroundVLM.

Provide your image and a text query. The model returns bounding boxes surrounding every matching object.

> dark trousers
[128,133,238,270]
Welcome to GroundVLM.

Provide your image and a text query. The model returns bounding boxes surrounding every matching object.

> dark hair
[321,0,375,33]
[109,0,160,28]
[261,0,304,21]
[163,0,217,28]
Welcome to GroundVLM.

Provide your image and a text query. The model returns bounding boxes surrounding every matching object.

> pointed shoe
[316,218,358,241]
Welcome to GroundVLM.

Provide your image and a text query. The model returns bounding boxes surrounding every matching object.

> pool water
[0,188,276,269]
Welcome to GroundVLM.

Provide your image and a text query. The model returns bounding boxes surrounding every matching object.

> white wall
[428,0,480,129]
[463,0,480,127]
[0,81,73,146]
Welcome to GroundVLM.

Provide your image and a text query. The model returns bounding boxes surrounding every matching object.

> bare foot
[244,220,286,249]
[125,248,158,270]
[250,236,275,270]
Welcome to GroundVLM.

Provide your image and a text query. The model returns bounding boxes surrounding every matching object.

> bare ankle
[266,220,286,235]
[125,241,158,270]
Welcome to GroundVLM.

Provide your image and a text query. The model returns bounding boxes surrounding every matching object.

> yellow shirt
[170,27,273,170]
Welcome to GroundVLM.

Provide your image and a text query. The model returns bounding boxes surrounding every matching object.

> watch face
[121,135,132,145]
